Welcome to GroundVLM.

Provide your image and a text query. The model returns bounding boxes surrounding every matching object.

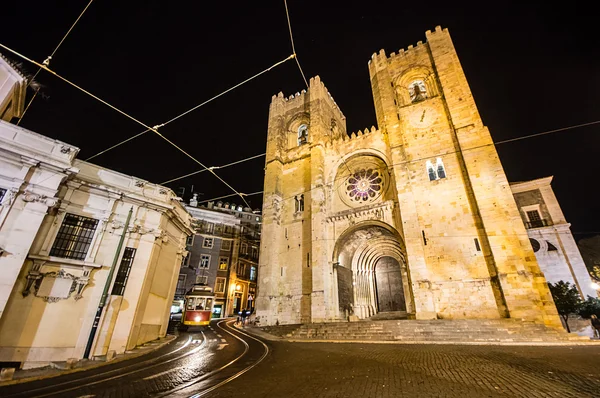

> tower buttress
[258,77,347,325]
[367,26,561,326]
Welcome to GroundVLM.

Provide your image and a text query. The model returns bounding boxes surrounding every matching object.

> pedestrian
[591,314,600,339]
[240,309,248,327]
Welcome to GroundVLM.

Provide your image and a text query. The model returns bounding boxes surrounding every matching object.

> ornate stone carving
[22,262,92,302]
[111,220,124,230]
[22,259,46,297]
[326,201,394,223]
[134,180,146,188]
[0,187,19,206]
[73,267,93,301]
[153,229,168,243]
[60,146,72,154]
[159,188,168,195]
[21,191,58,207]
[336,155,389,208]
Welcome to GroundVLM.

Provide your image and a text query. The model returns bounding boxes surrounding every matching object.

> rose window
[345,169,383,202]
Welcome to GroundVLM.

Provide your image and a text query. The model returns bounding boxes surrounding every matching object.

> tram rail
[2,332,206,398]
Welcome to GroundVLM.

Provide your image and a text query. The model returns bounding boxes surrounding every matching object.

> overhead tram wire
[86,55,295,161]
[16,0,95,125]
[0,42,258,210]
[196,191,264,206]
[192,118,600,214]
[284,0,309,88]
[161,152,266,185]
[494,120,600,145]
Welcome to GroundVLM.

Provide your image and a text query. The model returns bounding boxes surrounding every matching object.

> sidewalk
[0,334,177,387]
[233,321,286,342]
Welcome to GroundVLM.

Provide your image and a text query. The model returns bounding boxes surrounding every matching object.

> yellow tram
[179,284,215,330]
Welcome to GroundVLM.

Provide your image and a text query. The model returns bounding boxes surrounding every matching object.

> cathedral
[256,26,562,328]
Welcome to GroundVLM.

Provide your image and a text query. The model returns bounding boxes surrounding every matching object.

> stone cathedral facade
[256,27,561,328]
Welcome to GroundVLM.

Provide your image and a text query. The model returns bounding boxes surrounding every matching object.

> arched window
[409,80,427,103]
[436,158,446,179]
[426,158,447,181]
[298,124,308,145]
[426,160,436,181]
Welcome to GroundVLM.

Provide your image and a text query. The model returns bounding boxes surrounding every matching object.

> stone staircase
[367,311,408,321]
[262,319,593,344]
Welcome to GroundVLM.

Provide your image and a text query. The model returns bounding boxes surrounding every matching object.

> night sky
[1,1,598,237]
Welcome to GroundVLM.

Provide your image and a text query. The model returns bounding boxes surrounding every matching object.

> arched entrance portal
[375,257,406,312]
[333,222,412,319]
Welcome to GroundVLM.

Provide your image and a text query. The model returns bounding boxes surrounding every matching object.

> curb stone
[0,334,178,387]
[241,326,600,346]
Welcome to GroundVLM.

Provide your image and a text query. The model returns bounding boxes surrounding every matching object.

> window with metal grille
[111,247,136,296]
[0,187,7,203]
[527,210,541,221]
[49,213,99,260]
[196,275,208,284]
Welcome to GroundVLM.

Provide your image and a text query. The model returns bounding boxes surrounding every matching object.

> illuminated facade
[178,199,260,317]
[256,27,562,327]
[0,55,193,368]
[511,177,597,299]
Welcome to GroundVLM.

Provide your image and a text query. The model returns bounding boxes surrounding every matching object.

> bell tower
[257,76,347,325]
[368,26,560,326]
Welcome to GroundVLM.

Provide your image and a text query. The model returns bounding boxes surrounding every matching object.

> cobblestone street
[208,342,600,398]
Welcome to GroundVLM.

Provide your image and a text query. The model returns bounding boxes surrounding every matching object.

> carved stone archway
[333,222,413,319]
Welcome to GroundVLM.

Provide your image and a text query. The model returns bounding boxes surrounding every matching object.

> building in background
[210,200,261,315]
[511,177,597,299]
[176,204,240,319]
[177,196,261,317]
[0,55,192,369]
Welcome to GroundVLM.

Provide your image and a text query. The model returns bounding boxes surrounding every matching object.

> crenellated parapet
[368,26,447,69]
[325,125,380,150]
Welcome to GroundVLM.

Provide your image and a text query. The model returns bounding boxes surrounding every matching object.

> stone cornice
[28,253,103,269]
[0,120,79,169]
[509,176,553,193]
[527,223,572,233]
[326,200,395,223]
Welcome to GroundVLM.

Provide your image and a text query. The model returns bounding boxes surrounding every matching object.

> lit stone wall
[0,127,192,368]
[257,27,562,328]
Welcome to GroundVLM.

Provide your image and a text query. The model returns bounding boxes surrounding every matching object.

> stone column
[310,145,334,322]
[0,192,58,321]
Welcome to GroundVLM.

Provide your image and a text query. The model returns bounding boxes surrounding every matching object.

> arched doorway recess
[333,222,412,319]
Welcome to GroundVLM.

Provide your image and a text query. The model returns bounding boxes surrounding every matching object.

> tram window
[195,298,206,310]
[206,298,213,309]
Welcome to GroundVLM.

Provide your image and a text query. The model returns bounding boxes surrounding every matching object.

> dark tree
[578,296,600,319]
[548,281,582,333]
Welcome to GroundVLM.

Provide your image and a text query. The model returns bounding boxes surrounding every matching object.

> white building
[511,177,597,299]
[0,55,193,369]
